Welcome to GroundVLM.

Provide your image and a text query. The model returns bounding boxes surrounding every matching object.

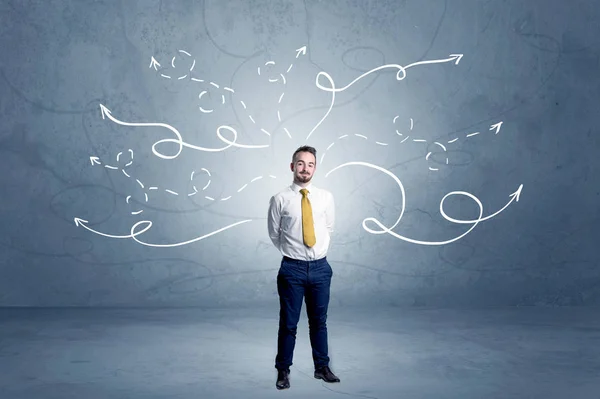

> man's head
[290,145,317,186]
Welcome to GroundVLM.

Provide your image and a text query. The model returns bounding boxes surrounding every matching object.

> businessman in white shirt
[267,145,340,390]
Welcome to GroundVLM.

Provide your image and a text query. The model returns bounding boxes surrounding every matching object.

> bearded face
[291,151,316,185]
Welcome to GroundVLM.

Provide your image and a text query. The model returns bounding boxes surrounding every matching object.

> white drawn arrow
[149,56,161,71]
[99,103,267,160]
[316,53,463,94]
[406,53,463,68]
[295,45,307,58]
[490,121,503,134]
[73,217,252,247]
[307,54,463,140]
[445,184,523,224]
[73,217,145,239]
[99,103,186,159]
[99,103,184,160]
[268,45,307,138]
[88,155,118,169]
[325,161,522,246]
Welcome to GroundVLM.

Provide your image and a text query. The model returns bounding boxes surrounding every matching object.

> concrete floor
[0,306,598,399]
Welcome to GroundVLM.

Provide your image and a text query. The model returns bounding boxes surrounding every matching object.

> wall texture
[0,0,598,308]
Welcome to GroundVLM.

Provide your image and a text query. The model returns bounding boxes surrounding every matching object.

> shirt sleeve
[267,195,281,250]
[325,192,335,234]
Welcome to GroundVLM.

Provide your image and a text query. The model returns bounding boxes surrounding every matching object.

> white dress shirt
[267,182,335,261]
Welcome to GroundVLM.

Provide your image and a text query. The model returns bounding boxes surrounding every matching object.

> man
[267,145,340,390]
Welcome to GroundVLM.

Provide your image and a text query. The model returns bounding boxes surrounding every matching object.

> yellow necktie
[300,188,316,248]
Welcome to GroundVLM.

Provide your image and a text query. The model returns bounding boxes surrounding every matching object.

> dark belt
[283,255,326,262]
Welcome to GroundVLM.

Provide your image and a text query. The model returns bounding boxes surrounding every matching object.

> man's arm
[325,192,335,234]
[267,195,282,250]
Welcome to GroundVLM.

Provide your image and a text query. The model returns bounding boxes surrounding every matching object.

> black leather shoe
[314,366,340,383]
[276,369,290,390]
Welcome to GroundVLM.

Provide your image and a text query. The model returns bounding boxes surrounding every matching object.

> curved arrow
[307,54,463,140]
[74,217,253,247]
[316,53,463,94]
[325,161,522,246]
[99,104,268,160]
[73,217,150,239]
[444,184,523,224]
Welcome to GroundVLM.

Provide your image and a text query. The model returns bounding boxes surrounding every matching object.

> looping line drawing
[150,46,308,141]
[325,161,523,245]
[77,48,522,248]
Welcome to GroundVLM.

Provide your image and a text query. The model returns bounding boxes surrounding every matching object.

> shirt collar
[290,182,314,194]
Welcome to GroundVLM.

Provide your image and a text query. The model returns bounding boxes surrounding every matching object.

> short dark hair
[292,145,317,164]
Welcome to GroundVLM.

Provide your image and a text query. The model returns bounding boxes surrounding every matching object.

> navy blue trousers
[275,256,332,371]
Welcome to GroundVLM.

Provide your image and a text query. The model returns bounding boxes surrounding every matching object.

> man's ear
[290,162,294,172]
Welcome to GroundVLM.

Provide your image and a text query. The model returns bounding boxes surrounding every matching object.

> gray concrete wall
[0,0,598,308]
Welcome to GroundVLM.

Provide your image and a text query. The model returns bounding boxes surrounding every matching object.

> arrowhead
[149,56,161,70]
[73,217,88,227]
[295,46,307,58]
[509,184,524,202]
[89,156,100,165]
[99,104,111,119]
[490,121,503,134]
[449,53,463,65]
